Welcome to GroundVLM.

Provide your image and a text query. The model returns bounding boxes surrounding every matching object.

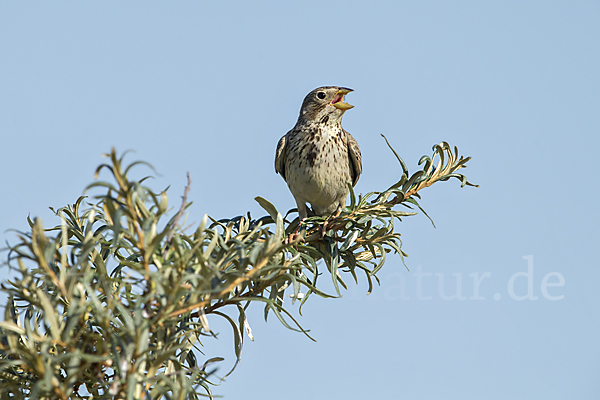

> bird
[275,86,362,224]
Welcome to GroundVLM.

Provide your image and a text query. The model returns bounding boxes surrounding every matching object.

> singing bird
[275,86,362,222]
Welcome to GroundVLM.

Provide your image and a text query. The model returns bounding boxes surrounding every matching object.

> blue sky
[1,2,599,399]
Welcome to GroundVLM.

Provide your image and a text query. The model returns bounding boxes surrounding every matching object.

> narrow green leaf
[381,134,409,176]
[254,196,279,222]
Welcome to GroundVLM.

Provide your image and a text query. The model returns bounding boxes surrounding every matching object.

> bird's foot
[284,231,304,245]
[284,220,306,245]
[319,207,342,238]
[319,222,329,238]
[332,206,343,219]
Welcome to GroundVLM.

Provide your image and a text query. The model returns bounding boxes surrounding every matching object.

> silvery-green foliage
[0,138,475,399]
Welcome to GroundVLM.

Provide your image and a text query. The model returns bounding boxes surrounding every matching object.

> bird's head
[298,86,354,124]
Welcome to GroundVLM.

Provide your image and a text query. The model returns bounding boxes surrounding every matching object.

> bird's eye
[316,92,326,100]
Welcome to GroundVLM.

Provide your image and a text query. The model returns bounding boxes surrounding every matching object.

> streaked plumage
[275,86,362,221]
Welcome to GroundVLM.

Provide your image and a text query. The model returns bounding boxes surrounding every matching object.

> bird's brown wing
[275,134,288,181]
[345,130,362,186]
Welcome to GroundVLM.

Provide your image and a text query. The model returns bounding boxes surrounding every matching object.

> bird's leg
[284,229,304,245]
[293,220,304,234]
[284,202,308,245]
[319,205,343,238]
[285,222,305,245]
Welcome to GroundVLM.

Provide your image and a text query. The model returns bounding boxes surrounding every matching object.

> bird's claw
[284,232,304,245]
[319,207,342,238]
[319,222,329,238]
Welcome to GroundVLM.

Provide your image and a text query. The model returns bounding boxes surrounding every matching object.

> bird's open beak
[331,88,354,110]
